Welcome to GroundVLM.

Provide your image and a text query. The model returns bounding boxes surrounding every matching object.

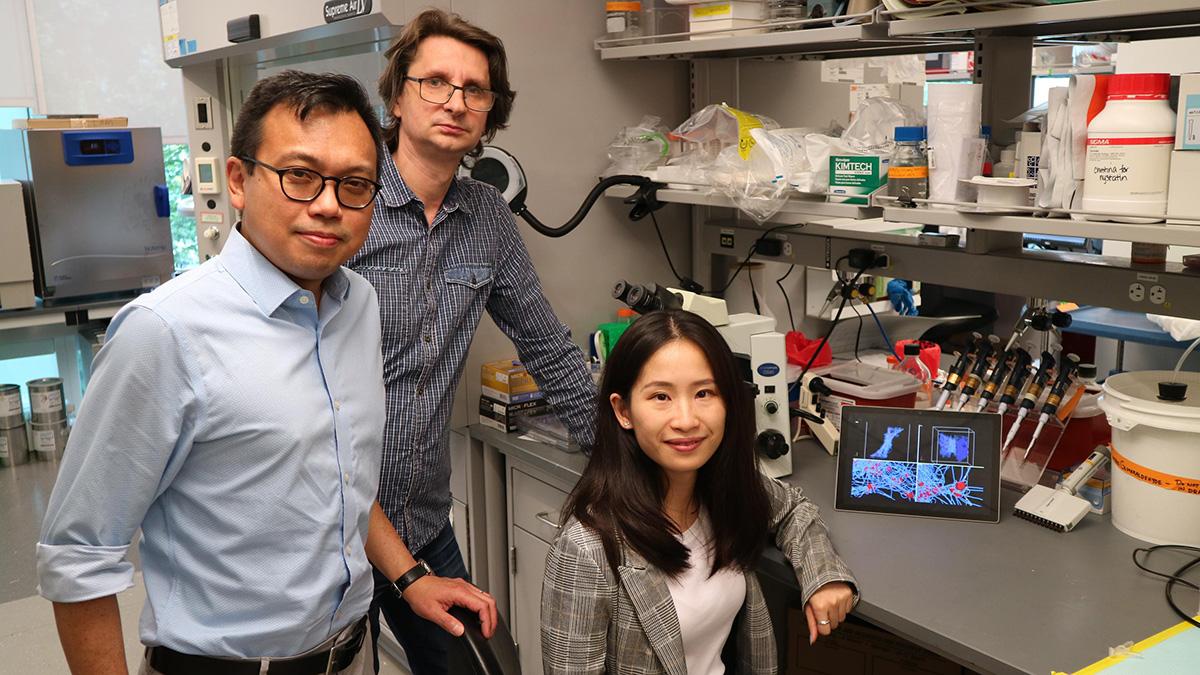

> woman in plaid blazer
[541,310,857,675]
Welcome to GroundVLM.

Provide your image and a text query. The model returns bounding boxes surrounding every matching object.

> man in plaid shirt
[350,9,597,675]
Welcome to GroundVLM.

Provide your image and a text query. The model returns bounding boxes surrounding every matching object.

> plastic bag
[842,96,922,154]
[713,144,791,223]
[604,116,671,176]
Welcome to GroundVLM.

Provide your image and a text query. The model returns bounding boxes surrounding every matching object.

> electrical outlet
[1129,283,1145,302]
[783,241,793,257]
[1149,285,1167,305]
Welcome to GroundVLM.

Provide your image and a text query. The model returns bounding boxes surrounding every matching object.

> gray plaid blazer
[540,476,857,675]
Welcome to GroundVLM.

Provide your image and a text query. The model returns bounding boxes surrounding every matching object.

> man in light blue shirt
[37,71,388,675]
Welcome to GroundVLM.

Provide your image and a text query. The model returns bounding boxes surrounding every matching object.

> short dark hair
[378,9,515,156]
[563,310,772,578]
[230,70,385,176]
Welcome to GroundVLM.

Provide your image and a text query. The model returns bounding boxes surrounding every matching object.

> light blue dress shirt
[36,227,386,658]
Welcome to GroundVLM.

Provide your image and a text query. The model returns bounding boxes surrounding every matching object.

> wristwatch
[389,560,433,598]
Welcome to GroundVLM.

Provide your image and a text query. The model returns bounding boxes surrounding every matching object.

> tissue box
[1175,73,1200,150]
[1167,150,1200,221]
[689,1,766,22]
[481,359,542,404]
[479,396,549,434]
[829,155,889,205]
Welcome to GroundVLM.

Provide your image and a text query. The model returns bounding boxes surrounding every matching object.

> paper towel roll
[928,83,983,205]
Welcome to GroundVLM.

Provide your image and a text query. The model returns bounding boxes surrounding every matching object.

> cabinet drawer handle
[535,512,562,530]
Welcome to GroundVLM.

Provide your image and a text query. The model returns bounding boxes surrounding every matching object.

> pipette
[934,332,983,411]
[1002,351,1056,451]
[1022,354,1081,461]
[974,348,1018,412]
[994,348,1033,417]
[953,335,999,411]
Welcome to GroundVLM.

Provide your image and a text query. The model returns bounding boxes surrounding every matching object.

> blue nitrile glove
[887,279,918,316]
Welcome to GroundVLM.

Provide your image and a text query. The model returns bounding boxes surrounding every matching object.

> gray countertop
[467,424,1185,675]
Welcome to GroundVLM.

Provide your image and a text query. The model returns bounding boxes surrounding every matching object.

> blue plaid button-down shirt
[350,152,597,553]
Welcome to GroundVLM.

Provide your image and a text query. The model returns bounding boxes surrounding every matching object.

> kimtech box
[829,154,889,205]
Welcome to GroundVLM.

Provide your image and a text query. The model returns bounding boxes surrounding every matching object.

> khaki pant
[139,627,372,675]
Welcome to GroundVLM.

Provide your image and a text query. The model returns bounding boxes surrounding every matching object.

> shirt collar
[378,145,472,216]
[219,225,350,316]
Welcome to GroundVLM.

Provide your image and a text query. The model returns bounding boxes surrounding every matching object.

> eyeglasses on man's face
[404,76,497,112]
[238,156,381,209]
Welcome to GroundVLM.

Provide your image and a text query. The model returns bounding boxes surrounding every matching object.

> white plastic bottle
[1082,73,1175,224]
[605,1,643,39]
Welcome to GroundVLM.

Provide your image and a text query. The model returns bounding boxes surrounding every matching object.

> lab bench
[459,423,1183,675]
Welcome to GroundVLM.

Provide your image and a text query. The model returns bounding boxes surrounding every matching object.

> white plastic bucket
[1098,370,1200,546]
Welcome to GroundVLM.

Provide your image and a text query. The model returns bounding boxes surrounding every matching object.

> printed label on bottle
[1,392,21,416]
[1085,136,1173,201]
[33,429,57,453]
[0,436,9,460]
[888,165,928,179]
[31,390,63,413]
[606,2,641,11]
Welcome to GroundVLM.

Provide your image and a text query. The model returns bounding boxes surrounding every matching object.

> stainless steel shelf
[597,1,1200,62]
[597,19,965,61]
[605,185,881,221]
[887,0,1200,41]
[882,206,1200,247]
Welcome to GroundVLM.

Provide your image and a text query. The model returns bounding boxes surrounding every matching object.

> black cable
[791,264,870,393]
[1132,545,1200,629]
[649,210,685,286]
[852,302,864,362]
[748,264,762,314]
[714,224,798,295]
[776,265,797,332]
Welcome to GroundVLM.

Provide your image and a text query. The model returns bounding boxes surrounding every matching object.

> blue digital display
[62,130,135,166]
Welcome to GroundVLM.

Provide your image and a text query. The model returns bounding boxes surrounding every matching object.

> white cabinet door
[511,526,551,675]
[451,498,470,576]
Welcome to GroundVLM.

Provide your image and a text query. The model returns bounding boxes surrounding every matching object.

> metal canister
[1,384,24,430]
[28,378,66,425]
[0,423,30,466]
[29,419,68,460]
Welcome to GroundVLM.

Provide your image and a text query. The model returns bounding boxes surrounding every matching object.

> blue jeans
[370,523,470,675]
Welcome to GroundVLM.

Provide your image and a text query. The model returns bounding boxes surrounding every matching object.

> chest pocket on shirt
[353,265,414,344]
[444,264,493,291]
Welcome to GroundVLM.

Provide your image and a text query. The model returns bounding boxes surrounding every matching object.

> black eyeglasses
[238,156,381,209]
[404,76,497,112]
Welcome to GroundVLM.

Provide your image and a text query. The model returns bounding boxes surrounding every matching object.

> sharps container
[811,361,921,429]
[1098,370,1200,546]
[0,384,29,466]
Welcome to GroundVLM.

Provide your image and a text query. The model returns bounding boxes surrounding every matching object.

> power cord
[852,302,864,362]
[649,211,703,292]
[1132,545,1200,629]
[776,265,797,332]
[790,259,871,397]
[865,301,896,355]
[714,224,799,295]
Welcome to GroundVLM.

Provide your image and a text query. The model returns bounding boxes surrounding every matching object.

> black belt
[146,617,367,675]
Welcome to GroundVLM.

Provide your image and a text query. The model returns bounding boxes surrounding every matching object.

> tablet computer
[835,406,1003,523]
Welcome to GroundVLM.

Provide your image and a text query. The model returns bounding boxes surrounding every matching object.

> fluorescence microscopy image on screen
[850,459,916,501]
[836,406,1002,523]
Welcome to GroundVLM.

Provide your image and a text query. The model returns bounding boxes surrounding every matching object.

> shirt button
[422,334,431,343]
[299,295,310,305]
[426,280,432,290]
[334,400,342,411]
[343,471,351,484]
[345,545,352,556]
[416,386,424,396]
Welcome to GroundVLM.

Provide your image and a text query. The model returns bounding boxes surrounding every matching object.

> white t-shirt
[666,511,747,675]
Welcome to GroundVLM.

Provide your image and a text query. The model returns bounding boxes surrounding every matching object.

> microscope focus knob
[756,430,789,460]
[764,400,779,415]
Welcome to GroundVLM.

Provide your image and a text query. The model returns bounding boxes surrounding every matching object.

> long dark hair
[563,310,771,578]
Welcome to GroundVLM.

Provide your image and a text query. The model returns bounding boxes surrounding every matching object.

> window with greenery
[163,143,199,271]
